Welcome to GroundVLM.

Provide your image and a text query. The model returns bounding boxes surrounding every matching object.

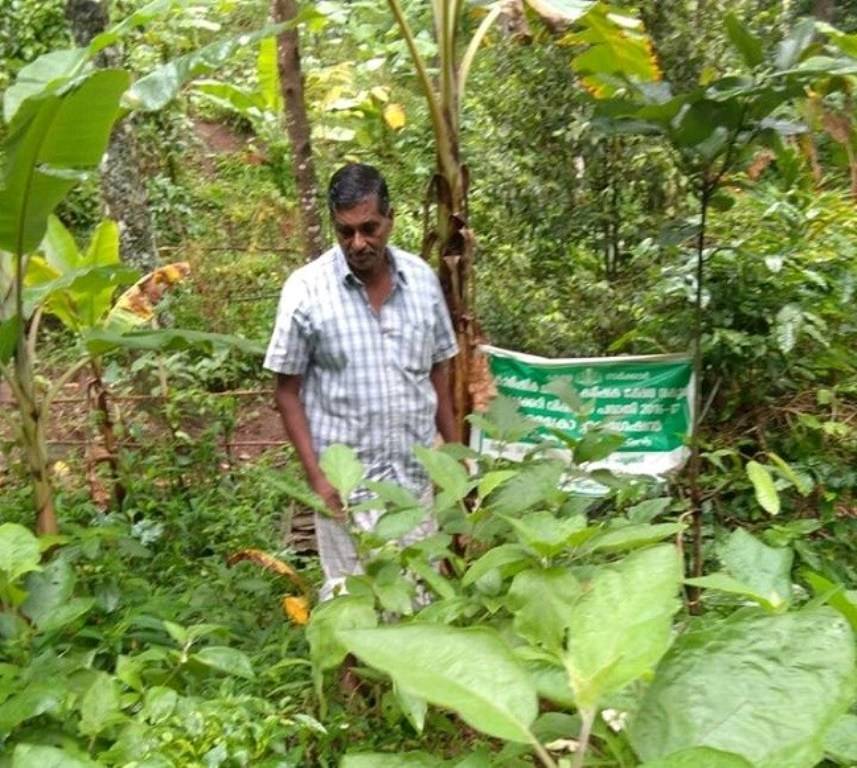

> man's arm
[274,373,344,519]
[430,359,457,443]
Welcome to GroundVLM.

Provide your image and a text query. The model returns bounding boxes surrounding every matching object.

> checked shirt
[264,244,458,497]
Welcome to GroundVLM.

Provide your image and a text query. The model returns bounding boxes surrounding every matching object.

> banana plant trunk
[13,341,57,535]
[434,125,475,444]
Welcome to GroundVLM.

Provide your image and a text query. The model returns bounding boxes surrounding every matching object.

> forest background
[1,0,857,766]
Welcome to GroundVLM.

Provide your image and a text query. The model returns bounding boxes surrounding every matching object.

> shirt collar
[334,245,408,288]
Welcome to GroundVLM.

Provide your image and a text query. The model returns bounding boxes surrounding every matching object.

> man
[264,163,458,599]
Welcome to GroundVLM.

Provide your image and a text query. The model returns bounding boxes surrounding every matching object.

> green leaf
[394,683,427,734]
[11,744,100,768]
[319,444,365,502]
[79,671,122,737]
[629,608,856,768]
[477,470,518,500]
[374,507,427,541]
[587,523,684,554]
[141,686,178,725]
[0,523,41,583]
[0,69,130,255]
[767,453,812,496]
[508,567,579,652]
[824,714,857,764]
[0,316,19,363]
[774,303,803,355]
[338,624,538,743]
[462,544,532,587]
[745,460,780,515]
[0,682,66,733]
[341,754,444,768]
[574,430,625,463]
[684,573,782,612]
[413,447,470,500]
[775,18,816,70]
[719,528,792,609]
[3,48,89,123]
[725,14,764,68]
[803,571,857,633]
[639,748,753,768]
[36,597,95,634]
[40,214,81,272]
[257,37,282,112]
[487,460,565,516]
[563,544,683,711]
[626,497,671,524]
[469,394,539,443]
[192,646,255,679]
[306,596,378,672]
[126,23,289,111]
[502,511,588,558]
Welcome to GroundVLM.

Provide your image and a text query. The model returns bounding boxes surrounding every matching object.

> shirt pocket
[398,319,433,375]
[313,315,350,370]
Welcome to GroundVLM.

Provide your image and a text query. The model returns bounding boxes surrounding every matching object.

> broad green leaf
[192,646,255,679]
[684,573,781,612]
[745,461,780,515]
[803,571,857,633]
[0,69,130,255]
[824,714,857,764]
[126,23,289,111]
[339,624,538,742]
[193,80,266,118]
[40,214,81,272]
[563,544,683,711]
[719,528,792,609]
[469,394,539,443]
[374,507,427,541]
[36,597,95,634]
[141,686,178,725]
[257,37,282,112]
[587,523,683,554]
[523,657,576,707]
[487,460,565,516]
[775,18,816,70]
[502,511,588,557]
[11,744,100,768]
[573,430,624,463]
[413,446,470,500]
[79,672,122,737]
[462,544,531,587]
[477,470,518,500]
[725,14,764,68]
[508,567,579,652]
[626,497,671,523]
[3,48,89,123]
[306,596,378,672]
[767,453,812,496]
[0,682,65,732]
[365,480,421,510]
[629,608,856,768]
[341,754,443,768]
[320,444,365,502]
[0,523,41,584]
[640,748,753,768]
[394,683,427,734]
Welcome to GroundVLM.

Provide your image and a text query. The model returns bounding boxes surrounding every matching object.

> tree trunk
[272,0,325,261]
[65,0,158,271]
[813,0,835,22]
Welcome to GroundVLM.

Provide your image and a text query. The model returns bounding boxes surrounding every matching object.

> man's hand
[310,473,346,523]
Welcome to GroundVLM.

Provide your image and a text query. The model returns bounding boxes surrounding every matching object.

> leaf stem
[572,707,597,768]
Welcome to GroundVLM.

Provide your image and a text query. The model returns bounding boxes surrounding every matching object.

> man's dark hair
[327,163,390,215]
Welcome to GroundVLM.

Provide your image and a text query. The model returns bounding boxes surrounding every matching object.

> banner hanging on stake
[472,345,694,482]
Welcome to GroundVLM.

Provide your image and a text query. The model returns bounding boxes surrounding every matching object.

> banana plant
[0,5,283,533]
[385,0,666,439]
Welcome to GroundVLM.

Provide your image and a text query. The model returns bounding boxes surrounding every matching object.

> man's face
[332,195,393,277]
